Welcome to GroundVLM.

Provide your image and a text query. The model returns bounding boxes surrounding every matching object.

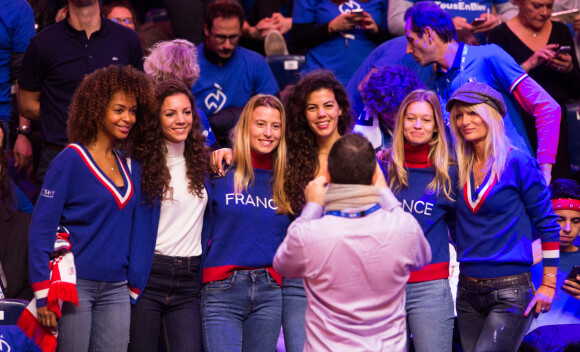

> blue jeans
[406,279,455,352]
[129,254,202,352]
[57,279,130,352]
[281,277,306,352]
[456,273,535,352]
[201,269,282,352]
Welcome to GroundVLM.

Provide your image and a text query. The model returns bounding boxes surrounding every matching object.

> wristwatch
[17,126,31,137]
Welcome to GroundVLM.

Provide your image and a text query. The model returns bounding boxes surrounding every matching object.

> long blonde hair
[449,102,512,186]
[230,95,292,215]
[387,90,455,201]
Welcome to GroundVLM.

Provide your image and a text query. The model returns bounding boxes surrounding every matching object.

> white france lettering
[413,201,425,214]
[246,194,256,206]
[268,199,278,210]
[225,193,276,209]
[402,199,435,216]
[235,194,244,204]
[402,199,413,213]
[257,197,267,208]
[424,202,433,216]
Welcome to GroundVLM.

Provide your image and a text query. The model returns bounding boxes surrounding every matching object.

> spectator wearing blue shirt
[388,0,519,38]
[193,0,279,148]
[291,0,390,86]
[144,39,219,149]
[15,0,143,188]
[521,179,580,351]
[0,0,35,147]
[404,1,561,185]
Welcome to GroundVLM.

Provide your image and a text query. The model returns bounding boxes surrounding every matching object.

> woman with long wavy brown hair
[282,69,353,352]
[127,79,210,352]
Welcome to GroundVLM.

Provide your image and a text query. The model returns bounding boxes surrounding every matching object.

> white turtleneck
[155,140,207,257]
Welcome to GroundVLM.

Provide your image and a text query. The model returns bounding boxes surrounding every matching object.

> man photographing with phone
[521,179,580,350]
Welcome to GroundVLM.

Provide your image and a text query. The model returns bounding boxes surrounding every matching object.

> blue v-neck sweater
[29,144,135,306]
[455,148,559,278]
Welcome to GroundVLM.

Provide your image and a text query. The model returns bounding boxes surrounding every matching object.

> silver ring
[541,307,547,312]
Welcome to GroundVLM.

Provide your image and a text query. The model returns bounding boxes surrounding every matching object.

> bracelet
[17,126,31,137]
[543,273,557,278]
[541,283,556,289]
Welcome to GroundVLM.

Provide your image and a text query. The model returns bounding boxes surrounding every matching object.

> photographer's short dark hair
[328,134,376,185]
[550,179,580,200]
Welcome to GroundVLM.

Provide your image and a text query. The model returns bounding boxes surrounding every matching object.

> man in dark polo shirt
[15,0,143,187]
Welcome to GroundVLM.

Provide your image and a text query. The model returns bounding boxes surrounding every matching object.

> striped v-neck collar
[67,143,133,209]
[464,169,497,214]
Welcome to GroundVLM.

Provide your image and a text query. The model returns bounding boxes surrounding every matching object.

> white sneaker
[264,30,288,56]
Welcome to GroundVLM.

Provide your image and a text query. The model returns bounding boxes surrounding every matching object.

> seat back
[0,299,28,325]
[267,55,306,88]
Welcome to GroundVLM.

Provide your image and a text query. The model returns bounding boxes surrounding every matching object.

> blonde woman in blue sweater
[201,95,292,352]
[447,81,559,352]
[384,89,457,352]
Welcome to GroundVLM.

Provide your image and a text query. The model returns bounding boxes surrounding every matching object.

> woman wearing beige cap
[446,81,560,352]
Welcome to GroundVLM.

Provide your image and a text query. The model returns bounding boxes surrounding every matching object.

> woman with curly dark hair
[282,69,354,352]
[284,70,353,215]
[28,65,155,351]
[127,79,210,352]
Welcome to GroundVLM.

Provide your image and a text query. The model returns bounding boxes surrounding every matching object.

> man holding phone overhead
[522,179,580,350]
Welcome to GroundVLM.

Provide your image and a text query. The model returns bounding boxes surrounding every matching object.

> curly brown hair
[285,70,354,213]
[129,79,209,204]
[68,65,156,148]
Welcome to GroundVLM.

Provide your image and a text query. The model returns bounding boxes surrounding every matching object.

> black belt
[459,272,531,291]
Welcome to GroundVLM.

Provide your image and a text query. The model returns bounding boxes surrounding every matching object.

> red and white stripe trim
[509,73,529,94]
[464,171,497,214]
[67,143,133,209]
[541,242,560,259]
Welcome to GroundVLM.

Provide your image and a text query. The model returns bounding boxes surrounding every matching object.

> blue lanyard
[324,203,381,218]
[436,43,469,125]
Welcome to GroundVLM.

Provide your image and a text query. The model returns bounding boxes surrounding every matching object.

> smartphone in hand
[556,45,572,56]
[567,266,580,284]
[471,18,486,26]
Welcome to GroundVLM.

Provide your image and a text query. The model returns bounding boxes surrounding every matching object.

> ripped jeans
[456,273,535,352]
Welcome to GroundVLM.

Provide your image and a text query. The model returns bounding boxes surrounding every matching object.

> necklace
[319,150,328,155]
[532,32,537,38]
